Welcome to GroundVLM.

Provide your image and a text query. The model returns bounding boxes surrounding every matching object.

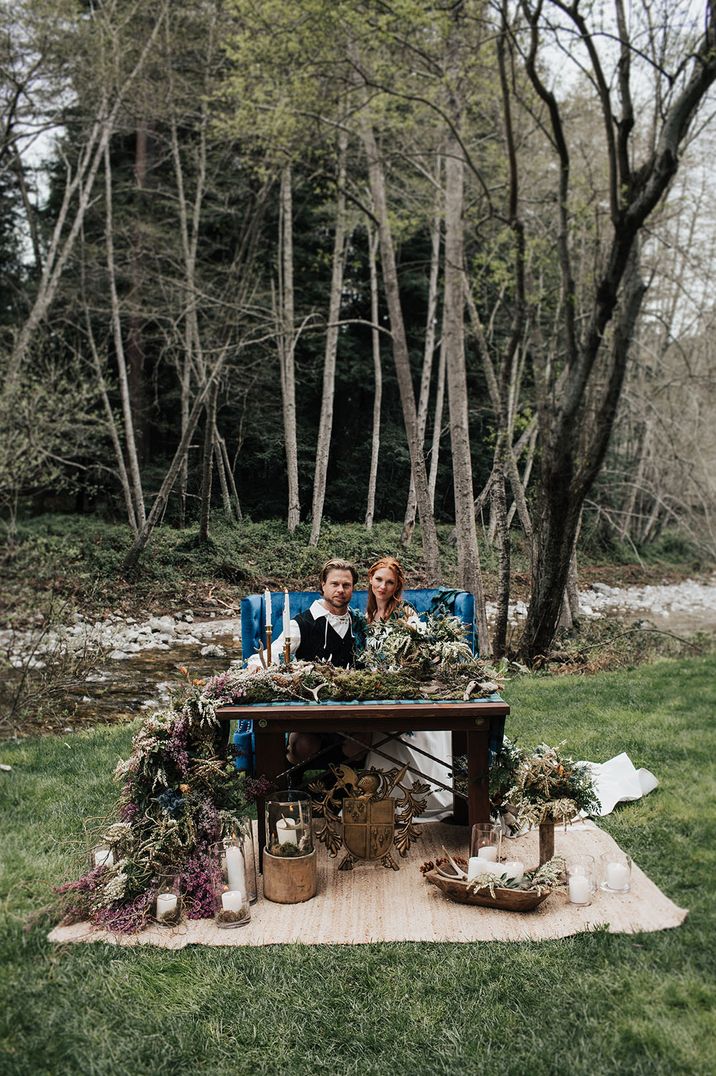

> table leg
[253,730,289,872]
[467,729,490,827]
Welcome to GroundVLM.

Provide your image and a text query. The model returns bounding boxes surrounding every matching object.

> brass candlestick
[265,625,272,665]
[283,638,291,666]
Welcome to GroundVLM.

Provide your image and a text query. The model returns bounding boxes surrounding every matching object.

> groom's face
[321,570,354,613]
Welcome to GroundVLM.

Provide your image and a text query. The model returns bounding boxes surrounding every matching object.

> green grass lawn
[1,657,715,1076]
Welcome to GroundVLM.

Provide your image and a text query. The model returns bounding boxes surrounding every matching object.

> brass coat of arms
[310,764,430,871]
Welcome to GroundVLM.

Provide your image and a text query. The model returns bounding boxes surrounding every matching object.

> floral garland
[55,693,265,933]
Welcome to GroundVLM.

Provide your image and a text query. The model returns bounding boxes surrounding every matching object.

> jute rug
[48,821,686,948]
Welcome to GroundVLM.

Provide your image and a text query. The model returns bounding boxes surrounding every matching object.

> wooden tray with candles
[425,862,551,912]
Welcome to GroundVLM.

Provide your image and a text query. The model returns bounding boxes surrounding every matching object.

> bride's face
[371,567,397,603]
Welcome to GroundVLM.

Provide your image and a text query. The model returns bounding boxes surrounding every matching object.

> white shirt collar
[310,598,351,623]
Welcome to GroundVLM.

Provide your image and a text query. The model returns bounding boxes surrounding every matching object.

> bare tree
[505,0,716,662]
[365,223,383,529]
[310,129,349,545]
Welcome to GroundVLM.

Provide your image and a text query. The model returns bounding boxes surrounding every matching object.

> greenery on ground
[2,514,708,628]
[1,657,715,1075]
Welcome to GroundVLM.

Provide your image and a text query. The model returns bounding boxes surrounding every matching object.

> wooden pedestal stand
[263,850,317,904]
[539,821,555,866]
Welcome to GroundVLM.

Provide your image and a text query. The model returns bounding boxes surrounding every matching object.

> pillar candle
[225,845,246,896]
[276,817,299,846]
[606,861,630,890]
[569,875,591,904]
[221,890,245,912]
[283,589,291,637]
[502,860,525,883]
[467,857,496,882]
[477,845,498,862]
[94,847,114,868]
[156,893,178,920]
[264,588,272,627]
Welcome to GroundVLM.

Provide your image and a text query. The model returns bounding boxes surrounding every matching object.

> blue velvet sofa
[240,588,478,662]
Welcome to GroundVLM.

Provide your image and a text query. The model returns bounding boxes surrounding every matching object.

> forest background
[2,0,716,666]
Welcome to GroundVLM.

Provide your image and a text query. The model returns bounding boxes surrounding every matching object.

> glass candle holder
[566,854,596,905]
[600,851,632,893]
[221,823,258,905]
[154,881,182,926]
[265,791,313,858]
[214,887,251,929]
[470,822,501,863]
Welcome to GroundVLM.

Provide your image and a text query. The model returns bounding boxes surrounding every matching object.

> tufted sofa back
[240,588,477,664]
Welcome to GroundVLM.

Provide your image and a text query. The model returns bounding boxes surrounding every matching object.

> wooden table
[217,698,509,869]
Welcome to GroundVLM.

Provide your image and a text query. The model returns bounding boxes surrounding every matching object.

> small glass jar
[265,791,313,857]
[566,854,596,905]
[470,822,501,863]
[154,881,182,926]
[600,851,632,893]
[214,885,251,928]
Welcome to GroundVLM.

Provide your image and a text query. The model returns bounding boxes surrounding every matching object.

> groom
[247,558,358,669]
[247,558,363,763]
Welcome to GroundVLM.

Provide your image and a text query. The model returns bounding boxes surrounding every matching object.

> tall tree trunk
[310,131,348,546]
[491,444,511,658]
[278,164,301,532]
[198,378,218,541]
[104,142,146,528]
[217,429,242,521]
[126,119,149,462]
[402,171,442,545]
[84,308,138,534]
[428,338,447,508]
[365,224,383,530]
[360,119,440,579]
[442,10,490,652]
[214,439,233,519]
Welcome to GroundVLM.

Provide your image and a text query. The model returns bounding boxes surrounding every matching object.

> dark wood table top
[216,697,509,732]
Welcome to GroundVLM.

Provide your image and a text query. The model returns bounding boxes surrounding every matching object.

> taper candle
[264,588,272,627]
[283,588,290,637]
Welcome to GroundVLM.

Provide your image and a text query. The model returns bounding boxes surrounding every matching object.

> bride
[363,556,453,821]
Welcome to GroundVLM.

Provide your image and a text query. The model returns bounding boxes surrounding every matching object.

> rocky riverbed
[2,575,715,736]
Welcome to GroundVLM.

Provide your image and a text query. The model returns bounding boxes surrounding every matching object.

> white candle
[467,857,496,881]
[606,861,630,891]
[283,589,291,637]
[221,890,246,912]
[156,893,178,920]
[477,845,498,862]
[569,875,591,904]
[225,845,246,896]
[264,588,272,627]
[276,816,299,846]
[502,860,525,884]
[94,847,114,868]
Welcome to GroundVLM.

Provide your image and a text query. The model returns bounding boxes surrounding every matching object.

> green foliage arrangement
[206,611,504,705]
[467,856,567,898]
[508,743,600,829]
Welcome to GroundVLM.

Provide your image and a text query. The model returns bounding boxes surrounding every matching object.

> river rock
[200,643,226,658]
